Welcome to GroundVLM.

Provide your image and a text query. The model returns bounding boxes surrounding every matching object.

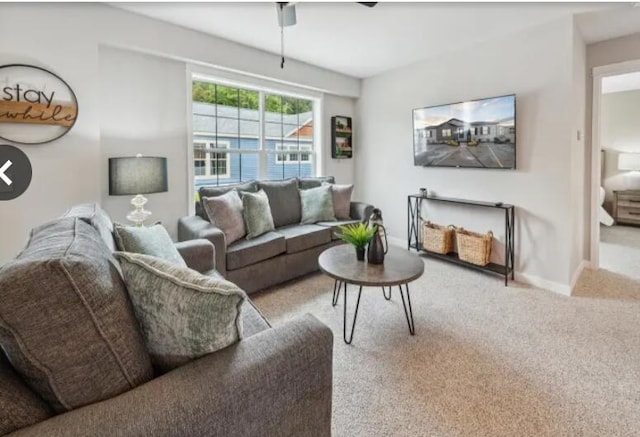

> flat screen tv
[413,94,516,169]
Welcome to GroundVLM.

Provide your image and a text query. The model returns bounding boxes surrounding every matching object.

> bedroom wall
[355,17,580,292]
[0,3,360,263]
[601,89,640,208]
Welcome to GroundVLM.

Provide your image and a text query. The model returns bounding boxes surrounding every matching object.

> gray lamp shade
[109,156,168,196]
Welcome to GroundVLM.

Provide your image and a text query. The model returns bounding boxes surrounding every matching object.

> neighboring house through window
[191,77,318,190]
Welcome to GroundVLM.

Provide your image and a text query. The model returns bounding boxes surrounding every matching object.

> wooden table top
[318,245,424,287]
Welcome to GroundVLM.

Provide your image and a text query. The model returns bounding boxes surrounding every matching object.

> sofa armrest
[10,314,333,437]
[350,201,374,222]
[178,216,227,275]
[174,239,215,273]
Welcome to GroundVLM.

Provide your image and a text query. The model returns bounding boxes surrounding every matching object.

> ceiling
[116,2,631,79]
[602,71,640,94]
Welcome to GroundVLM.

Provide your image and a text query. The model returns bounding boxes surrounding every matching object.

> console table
[407,194,515,286]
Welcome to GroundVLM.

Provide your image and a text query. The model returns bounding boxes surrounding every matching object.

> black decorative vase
[356,247,365,261]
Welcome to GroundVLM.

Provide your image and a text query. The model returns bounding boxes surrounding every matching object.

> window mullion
[258,90,267,180]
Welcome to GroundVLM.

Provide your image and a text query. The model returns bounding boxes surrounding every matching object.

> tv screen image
[413,94,516,169]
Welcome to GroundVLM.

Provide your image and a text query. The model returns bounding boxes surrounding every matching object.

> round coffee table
[318,244,424,344]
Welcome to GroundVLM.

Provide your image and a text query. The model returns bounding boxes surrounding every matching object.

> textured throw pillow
[202,190,246,246]
[197,180,258,220]
[0,354,52,435]
[242,190,276,239]
[298,176,336,190]
[300,185,336,224]
[0,218,153,413]
[114,223,186,267]
[115,252,247,372]
[257,178,301,227]
[326,183,354,220]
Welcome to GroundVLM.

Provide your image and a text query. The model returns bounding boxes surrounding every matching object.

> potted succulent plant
[335,223,376,261]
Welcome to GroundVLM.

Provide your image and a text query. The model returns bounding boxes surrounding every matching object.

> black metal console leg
[399,283,415,335]
[332,280,341,307]
[343,283,363,345]
[382,286,392,301]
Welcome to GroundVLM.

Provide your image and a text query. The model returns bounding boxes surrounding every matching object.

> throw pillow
[300,185,336,225]
[327,183,354,220]
[197,180,258,220]
[257,178,301,227]
[114,223,186,267]
[0,218,153,413]
[298,176,336,190]
[202,190,246,245]
[242,190,276,239]
[115,252,247,372]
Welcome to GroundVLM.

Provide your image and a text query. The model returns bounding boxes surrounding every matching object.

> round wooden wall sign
[0,64,78,145]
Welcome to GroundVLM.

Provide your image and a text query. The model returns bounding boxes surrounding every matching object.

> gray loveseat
[179,177,374,293]
[0,204,333,437]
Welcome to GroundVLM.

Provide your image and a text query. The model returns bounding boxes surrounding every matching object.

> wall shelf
[407,194,515,286]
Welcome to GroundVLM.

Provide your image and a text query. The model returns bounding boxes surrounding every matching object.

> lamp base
[126,194,152,227]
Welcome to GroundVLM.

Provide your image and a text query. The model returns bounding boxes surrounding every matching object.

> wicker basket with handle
[422,221,455,254]
[456,228,493,266]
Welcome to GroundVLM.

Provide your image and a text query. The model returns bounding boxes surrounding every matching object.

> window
[425,130,432,138]
[275,143,313,164]
[442,128,451,137]
[193,141,230,179]
[481,126,490,135]
[191,78,317,189]
[456,127,464,136]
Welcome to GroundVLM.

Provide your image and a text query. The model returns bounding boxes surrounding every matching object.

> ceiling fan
[276,2,378,69]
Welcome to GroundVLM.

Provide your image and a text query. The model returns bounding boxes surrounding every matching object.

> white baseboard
[514,272,572,296]
[570,259,589,293]
[386,235,578,296]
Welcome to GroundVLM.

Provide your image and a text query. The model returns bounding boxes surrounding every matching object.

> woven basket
[422,221,455,254]
[456,228,493,266]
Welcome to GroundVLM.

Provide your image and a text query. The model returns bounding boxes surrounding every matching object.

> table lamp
[618,152,640,190]
[108,154,168,226]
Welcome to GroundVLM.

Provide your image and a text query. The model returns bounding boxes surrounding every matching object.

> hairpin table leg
[382,286,392,301]
[343,282,363,345]
[399,283,415,335]
[332,280,341,307]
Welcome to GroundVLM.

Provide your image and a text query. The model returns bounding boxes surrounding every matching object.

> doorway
[591,61,640,281]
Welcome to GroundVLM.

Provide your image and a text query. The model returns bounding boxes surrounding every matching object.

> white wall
[601,90,640,204]
[99,47,188,238]
[0,3,360,263]
[355,17,578,289]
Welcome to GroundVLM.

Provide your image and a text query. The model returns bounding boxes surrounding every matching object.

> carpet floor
[600,224,640,281]
[251,255,640,437]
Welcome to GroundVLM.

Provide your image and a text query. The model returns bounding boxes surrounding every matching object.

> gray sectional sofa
[0,204,333,437]
[179,177,374,293]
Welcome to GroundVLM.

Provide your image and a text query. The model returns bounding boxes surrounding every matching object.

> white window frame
[274,143,313,164]
[193,140,231,180]
[481,126,490,135]
[187,66,323,215]
[442,128,451,137]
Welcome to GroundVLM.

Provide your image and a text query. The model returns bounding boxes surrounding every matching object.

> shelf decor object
[331,116,353,159]
[109,155,168,227]
[408,193,515,286]
[618,152,640,190]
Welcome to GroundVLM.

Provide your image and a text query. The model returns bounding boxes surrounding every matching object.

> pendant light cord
[280,21,285,69]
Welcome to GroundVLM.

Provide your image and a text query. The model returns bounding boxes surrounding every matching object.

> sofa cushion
[242,300,271,338]
[226,232,286,271]
[197,180,258,220]
[275,224,332,254]
[0,217,153,413]
[317,219,361,240]
[257,178,301,227]
[0,353,52,435]
[300,185,336,225]
[242,189,276,239]
[115,253,247,372]
[202,190,246,245]
[327,183,354,220]
[114,223,187,267]
[298,176,335,190]
[63,203,117,252]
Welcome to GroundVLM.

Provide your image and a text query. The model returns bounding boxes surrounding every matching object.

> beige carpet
[600,224,640,281]
[251,256,640,437]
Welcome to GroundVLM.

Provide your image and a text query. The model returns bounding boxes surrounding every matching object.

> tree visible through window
[191,78,316,189]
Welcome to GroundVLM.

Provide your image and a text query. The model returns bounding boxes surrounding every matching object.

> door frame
[590,59,640,268]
